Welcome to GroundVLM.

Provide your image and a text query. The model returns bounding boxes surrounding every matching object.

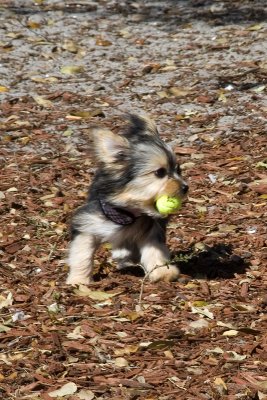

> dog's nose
[182,183,189,194]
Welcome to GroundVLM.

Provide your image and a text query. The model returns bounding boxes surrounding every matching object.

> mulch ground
[0,1,267,399]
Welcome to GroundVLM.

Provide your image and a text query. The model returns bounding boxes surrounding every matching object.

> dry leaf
[252,85,266,93]
[222,329,239,337]
[0,292,13,310]
[32,95,53,108]
[77,389,95,400]
[62,40,79,53]
[95,38,112,46]
[218,90,227,103]
[31,76,58,83]
[191,306,214,319]
[27,21,41,29]
[114,357,129,368]
[147,340,175,350]
[225,351,246,361]
[114,345,139,356]
[67,326,84,339]
[169,87,191,96]
[247,23,263,31]
[256,161,267,169]
[189,318,210,330]
[0,323,11,333]
[74,285,121,301]
[61,65,85,74]
[48,382,77,397]
[214,377,228,395]
[257,392,267,400]
[119,311,143,322]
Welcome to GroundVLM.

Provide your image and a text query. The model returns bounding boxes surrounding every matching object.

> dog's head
[91,114,188,217]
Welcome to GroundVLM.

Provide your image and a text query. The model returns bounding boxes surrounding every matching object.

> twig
[138,263,171,309]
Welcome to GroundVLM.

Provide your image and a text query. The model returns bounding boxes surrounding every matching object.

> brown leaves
[0,1,267,399]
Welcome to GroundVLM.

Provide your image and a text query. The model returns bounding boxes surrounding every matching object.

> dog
[66,114,188,285]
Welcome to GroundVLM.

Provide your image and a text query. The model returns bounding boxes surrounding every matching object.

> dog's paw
[148,264,179,282]
[66,275,92,285]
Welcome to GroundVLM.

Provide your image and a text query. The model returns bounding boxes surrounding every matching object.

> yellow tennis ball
[155,195,182,215]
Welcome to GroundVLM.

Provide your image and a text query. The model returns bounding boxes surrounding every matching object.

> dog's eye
[155,167,167,178]
[116,151,125,160]
[176,165,181,175]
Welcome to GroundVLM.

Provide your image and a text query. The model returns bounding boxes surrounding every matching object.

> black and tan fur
[67,114,188,285]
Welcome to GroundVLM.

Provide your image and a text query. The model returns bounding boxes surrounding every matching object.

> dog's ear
[91,128,129,165]
[125,114,159,138]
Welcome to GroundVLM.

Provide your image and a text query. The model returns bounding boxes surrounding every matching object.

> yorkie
[67,114,188,285]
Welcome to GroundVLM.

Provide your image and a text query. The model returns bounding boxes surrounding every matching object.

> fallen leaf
[60,65,85,74]
[252,85,266,93]
[115,331,128,338]
[206,347,224,355]
[192,301,209,307]
[169,87,191,96]
[0,292,13,310]
[27,21,41,29]
[95,38,112,46]
[232,304,256,312]
[225,351,246,361]
[32,95,53,108]
[189,318,210,330]
[77,389,95,400]
[217,321,236,329]
[114,345,139,356]
[62,40,79,53]
[157,90,170,98]
[214,377,228,395]
[74,285,122,301]
[31,76,59,83]
[48,382,77,397]
[164,350,174,359]
[67,326,85,339]
[222,329,239,337]
[218,90,227,103]
[114,357,129,368]
[256,161,267,169]
[247,23,263,31]
[191,306,214,319]
[119,310,143,322]
[196,205,207,213]
[218,224,238,233]
[147,340,175,350]
[0,323,11,332]
[47,303,61,313]
[258,392,267,400]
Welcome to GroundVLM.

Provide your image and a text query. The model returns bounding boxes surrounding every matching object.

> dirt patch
[0,1,266,399]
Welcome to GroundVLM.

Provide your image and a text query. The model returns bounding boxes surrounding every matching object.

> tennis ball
[155,195,182,215]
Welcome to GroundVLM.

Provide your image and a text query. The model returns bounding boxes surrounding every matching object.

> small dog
[66,114,188,285]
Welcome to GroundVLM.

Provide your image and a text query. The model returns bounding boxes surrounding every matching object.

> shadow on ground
[172,243,247,279]
[5,0,267,25]
[94,243,247,282]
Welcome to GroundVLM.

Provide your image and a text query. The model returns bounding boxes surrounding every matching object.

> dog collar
[99,198,136,225]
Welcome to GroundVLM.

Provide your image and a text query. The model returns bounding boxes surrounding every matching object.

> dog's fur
[66,114,188,285]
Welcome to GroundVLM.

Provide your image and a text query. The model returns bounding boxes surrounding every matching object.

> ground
[0,1,267,399]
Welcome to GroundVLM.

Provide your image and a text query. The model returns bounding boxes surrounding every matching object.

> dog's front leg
[140,241,179,282]
[67,233,98,285]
